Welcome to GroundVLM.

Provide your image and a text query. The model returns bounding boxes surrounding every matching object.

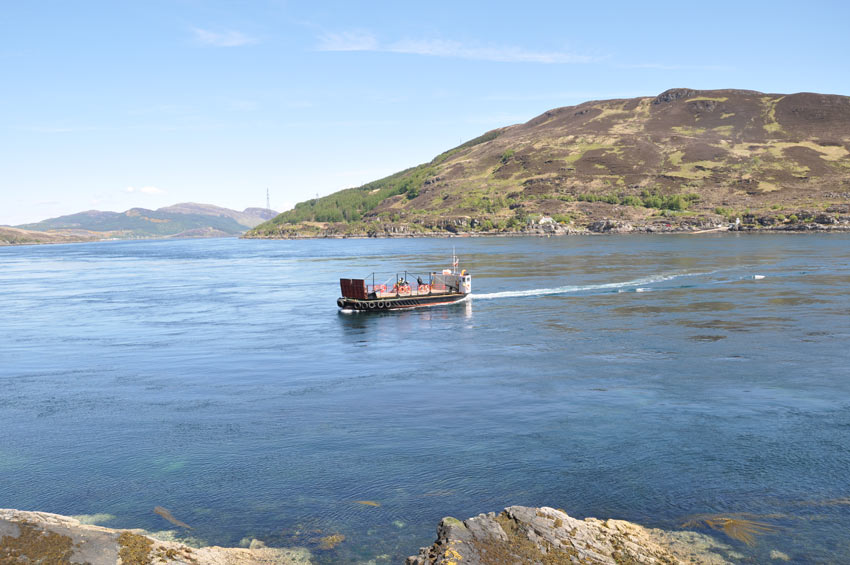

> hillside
[157,203,277,228]
[0,226,99,246]
[16,203,277,240]
[247,88,850,238]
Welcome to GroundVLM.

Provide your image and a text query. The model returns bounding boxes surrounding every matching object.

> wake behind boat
[338,254,471,311]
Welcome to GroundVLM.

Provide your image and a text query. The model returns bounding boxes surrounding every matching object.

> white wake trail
[471,272,692,300]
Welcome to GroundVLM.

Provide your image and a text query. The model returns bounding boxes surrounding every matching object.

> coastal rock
[407,506,735,565]
[813,213,838,225]
[588,220,633,234]
[0,509,312,564]
[588,220,613,233]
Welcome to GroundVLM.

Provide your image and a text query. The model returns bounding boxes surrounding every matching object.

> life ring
[419,284,430,294]
[398,285,411,296]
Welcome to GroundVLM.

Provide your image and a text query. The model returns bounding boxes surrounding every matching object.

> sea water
[1,234,848,562]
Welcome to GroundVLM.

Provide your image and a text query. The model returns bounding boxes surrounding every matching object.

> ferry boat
[338,254,471,311]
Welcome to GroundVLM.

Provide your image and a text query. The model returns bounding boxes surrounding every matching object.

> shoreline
[244,204,850,240]
[241,222,850,240]
[0,508,312,564]
[408,505,749,564]
[2,222,848,247]
[1,506,761,564]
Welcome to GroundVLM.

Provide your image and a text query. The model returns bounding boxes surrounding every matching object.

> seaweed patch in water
[688,334,727,342]
[70,513,116,525]
[683,514,778,546]
[794,497,850,507]
[423,490,455,497]
[353,500,381,507]
[318,533,345,550]
[154,506,193,530]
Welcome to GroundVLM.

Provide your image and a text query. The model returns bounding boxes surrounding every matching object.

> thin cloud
[462,113,532,126]
[388,39,596,64]
[316,31,597,64]
[280,118,403,129]
[192,27,257,47]
[618,62,733,71]
[19,125,106,133]
[316,30,378,52]
[482,91,642,102]
[124,186,166,195]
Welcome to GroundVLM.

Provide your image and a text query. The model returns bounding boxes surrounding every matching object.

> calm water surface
[1,235,849,563]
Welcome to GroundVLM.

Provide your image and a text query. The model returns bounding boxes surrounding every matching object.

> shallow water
[1,234,848,562]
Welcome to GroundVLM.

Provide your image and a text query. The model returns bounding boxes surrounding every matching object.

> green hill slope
[248,88,850,237]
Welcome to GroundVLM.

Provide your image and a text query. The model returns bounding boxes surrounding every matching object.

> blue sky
[2,0,848,225]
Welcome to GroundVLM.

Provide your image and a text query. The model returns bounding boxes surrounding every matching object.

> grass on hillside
[256,130,504,230]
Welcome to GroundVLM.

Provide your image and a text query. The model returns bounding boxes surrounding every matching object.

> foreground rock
[407,506,736,564]
[0,509,311,564]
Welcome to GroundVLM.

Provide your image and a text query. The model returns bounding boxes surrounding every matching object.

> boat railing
[341,266,465,300]
[354,271,450,298]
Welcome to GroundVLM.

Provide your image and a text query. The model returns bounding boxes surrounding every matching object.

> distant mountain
[248,88,850,238]
[157,203,277,228]
[16,203,277,240]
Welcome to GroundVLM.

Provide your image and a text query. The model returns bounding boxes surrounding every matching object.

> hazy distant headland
[247,88,850,239]
[2,203,277,245]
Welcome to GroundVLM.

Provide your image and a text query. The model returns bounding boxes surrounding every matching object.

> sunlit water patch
[1,234,849,562]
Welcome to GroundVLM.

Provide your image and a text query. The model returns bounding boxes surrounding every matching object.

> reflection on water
[1,234,849,563]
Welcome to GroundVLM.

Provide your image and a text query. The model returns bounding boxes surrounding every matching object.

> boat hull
[337,292,468,311]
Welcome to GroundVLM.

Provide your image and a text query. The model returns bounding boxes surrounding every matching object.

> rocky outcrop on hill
[0,509,311,564]
[407,506,738,565]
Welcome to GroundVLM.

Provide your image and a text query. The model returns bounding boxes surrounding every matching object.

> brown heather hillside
[0,226,99,245]
[248,88,850,238]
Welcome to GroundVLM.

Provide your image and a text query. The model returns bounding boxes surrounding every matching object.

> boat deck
[375,288,454,299]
